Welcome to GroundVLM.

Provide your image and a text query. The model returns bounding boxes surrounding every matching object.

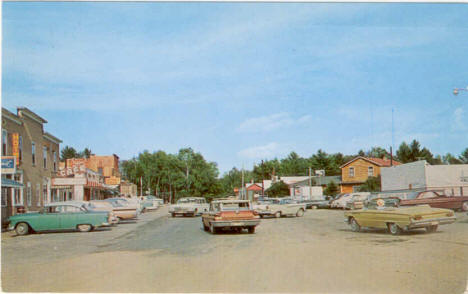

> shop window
[2,129,7,156]
[14,189,22,206]
[19,136,23,162]
[349,167,355,177]
[32,142,36,165]
[13,174,23,206]
[43,146,47,169]
[36,183,41,206]
[1,187,8,207]
[27,182,32,206]
[43,181,48,204]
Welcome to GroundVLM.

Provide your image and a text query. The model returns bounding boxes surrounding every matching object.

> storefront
[1,157,24,228]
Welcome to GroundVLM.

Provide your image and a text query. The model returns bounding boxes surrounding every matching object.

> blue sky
[3,3,468,174]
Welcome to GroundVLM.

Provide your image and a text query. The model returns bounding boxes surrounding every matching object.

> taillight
[414,215,422,220]
[446,212,454,217]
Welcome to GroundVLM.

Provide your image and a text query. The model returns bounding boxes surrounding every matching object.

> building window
[32,142,36,165]
[13,173,23,206]
[19,136,23,161]
[53,151,57,172]
[349,167,355,177]
[368,166,374,177]
[36,183,41,206]
[2,129,8,156]
[27,182,32,206]
[43,180,48,204]
[1,187,7,207]
[43,146,47,169]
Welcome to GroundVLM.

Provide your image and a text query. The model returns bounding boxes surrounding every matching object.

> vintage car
[344,198,457,235]
[87,200,119,224]
[397,190,468,211]
[139,195,160,212]
[7,202,111,236]
[345,194,371,210]
[332,192,370,209]
[255,198,306,218]
[300,198,331,209]
[201,199,260,234]
[104,198,138,220]
[169,197,209,217]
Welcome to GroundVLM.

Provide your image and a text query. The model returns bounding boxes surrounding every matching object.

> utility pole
[309,167,312,200]
[261,160,264,198]
[241,163,245,200]
[140,176,142,196]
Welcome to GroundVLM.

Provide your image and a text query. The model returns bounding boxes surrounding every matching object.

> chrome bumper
[407,216,456,229]
[211,219,260,227]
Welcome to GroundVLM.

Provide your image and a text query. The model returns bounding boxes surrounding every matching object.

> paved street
[2,206,468,293]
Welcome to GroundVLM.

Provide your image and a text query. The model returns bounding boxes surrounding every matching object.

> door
[35,206,60,231]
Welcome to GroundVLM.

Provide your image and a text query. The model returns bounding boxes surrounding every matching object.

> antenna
[392,108,395,152]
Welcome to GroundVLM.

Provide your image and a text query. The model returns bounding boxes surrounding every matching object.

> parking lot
[2,206,468,293]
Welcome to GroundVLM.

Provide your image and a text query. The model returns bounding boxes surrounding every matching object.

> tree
[443,153,462,165]
[396,140,435,164]
[265,181,289,198]
[358,176,381,192]
[459,148,468,164]
[366,147,389,158]
[323,181,338,196]
[80,147,92,159]
[60,146,79,161]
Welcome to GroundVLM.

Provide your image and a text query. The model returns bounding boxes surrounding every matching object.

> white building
[381,160,468,196]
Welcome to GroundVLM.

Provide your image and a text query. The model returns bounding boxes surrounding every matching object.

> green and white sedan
[7,202,111,236]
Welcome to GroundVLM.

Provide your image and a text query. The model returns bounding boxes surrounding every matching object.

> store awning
[1,178,24,188]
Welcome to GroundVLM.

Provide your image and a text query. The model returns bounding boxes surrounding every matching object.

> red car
[398,190,468,211]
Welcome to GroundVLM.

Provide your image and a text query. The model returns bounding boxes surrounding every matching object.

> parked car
[397,190,468,211]
[332,192,370,209]
[255,198,306,218]
[344,198,456,235]
[252,199,273,211]
[7,202,111,236]
[87,200,119,224]
[345,194,371,210]
[201,199,260,234]
[104,198,138,220]
[139,195,160,212]
[169,197,209,217]
[300,199,330,209]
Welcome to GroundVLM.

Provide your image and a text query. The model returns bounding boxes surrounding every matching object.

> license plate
[232,222,243,226]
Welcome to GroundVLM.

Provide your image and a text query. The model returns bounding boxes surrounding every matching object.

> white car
[255,198,306,218]
[332,192,370,209]
[169,197,209,217]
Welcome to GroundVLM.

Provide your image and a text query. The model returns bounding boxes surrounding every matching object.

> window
[27,182,32,206]
[13,174,23,206]
[1,187,7,207]
[368,166,374,177]
[53,151,57,172]
[19,136,23,161]
[419,191,437,199]
[42,181,48,204]
[43,146,47,169]
[36,183,41,206]
[32,142,36,165]
[2,129,7,156]
[349,167,355,177]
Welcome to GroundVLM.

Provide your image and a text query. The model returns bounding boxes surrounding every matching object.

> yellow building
[340,156,400,193]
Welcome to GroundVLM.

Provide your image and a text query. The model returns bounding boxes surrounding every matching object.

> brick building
[66,154,121,186]
[1,107,61,225]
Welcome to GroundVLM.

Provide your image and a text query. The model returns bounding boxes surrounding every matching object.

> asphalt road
[2,206,468,293]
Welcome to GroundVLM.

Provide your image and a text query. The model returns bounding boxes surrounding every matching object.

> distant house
[288,175,342,200]
[340,156,400,193]
[381,160,468,196]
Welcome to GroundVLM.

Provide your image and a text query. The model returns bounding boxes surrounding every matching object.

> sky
[3,3,468,174]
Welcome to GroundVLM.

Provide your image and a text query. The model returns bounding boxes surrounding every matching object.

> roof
[292,176,342,187]
[45,201,88,206]
[211,199,250,204]
[340,156,401,168]
[43,132,62,144]
[246,183,262,191]
[17,107,48,124]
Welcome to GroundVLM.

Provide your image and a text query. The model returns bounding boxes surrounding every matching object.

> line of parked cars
[7,196,164,236]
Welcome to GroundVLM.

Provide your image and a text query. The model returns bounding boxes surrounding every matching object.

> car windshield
[221,202,250,211]
[177,199,197,204]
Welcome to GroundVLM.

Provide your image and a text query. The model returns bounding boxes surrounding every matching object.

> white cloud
[237,113,311,133]
[238,142,286,159]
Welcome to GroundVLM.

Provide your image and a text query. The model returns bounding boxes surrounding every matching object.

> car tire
[350,218,360,232]
[462,201,468,212]
[209,223,217,234]
[425,225,438,233]
[296,209,304,217]
[248,227,255,234]
[388,223,401,235]
[275,212,281,218]
[171,213,176,217]
[15,222,30,236]
[259,215,264,218]
[77,224,92,232]
[203,223,209,231]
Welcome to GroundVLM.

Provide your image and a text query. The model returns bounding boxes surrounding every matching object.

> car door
[35,206,61,231]
[58,205,81,229]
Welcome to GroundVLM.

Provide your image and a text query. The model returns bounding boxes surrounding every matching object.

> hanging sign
[1,156,16,174]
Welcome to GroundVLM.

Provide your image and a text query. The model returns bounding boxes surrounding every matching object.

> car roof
[178,197,205,200]
[211,200,250,204]
[45,201,88,207]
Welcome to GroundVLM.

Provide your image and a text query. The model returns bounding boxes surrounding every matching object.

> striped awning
[1,178,24,188]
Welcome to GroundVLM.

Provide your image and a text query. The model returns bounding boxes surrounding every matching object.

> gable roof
[246,183,263,191]
[340,156,401,168]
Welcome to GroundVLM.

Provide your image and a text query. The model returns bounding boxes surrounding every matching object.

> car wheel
[248,227,255,234]
[209,223,217,234]
[171,213,176,217]
[142,208,147,213]
[259,215,264,218]
[275,212,281,218]
[388,223,401,235]
[77,224,92,232]
[350,218,360,232]
[425,225,438,233]
[202,222,209,231]
[462,201,468,212]
[296,209,304,217]
[15,222,30,236]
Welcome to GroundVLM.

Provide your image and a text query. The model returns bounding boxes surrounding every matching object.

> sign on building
[1,156,16,174]
[11,133,20,165]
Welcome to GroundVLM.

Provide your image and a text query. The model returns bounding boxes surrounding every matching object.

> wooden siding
[341,158,382,183]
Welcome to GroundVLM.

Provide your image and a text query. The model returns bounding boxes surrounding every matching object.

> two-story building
[1,107,62,225]
[340,156,400,193]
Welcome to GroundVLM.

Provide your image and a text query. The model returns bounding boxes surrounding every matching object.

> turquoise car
[8,202,111,236]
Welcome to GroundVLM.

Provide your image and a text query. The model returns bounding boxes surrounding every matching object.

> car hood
[171,203,198,208]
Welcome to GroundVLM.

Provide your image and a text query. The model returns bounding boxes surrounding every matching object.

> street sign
[1,156,17,174]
